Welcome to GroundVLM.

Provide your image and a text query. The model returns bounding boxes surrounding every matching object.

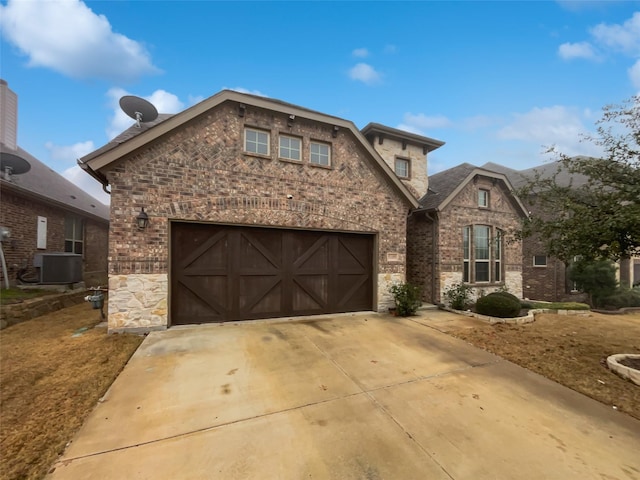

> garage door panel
[173,280,227,322]
[171,224,373,324]
[239,231,282,271]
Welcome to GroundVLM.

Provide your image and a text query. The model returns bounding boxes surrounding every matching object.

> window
[462,225,503,283]
[65,217,84,255]
[279,135,301,161]
[478,189,489,208]
[310,141,330,166]
[533,255,547,267]
[244,128,269,155]
[395,158,410,178]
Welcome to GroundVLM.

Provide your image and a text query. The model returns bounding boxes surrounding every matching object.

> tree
[518,96,640,263]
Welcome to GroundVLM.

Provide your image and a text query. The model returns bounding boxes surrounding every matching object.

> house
[79,90,445,332]
[406,163,528,304]
[483,160,638,301]
[0,80,109,288]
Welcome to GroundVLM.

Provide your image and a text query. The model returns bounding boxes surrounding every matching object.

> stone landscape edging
[606,354,640,386]
[441,307,591,324]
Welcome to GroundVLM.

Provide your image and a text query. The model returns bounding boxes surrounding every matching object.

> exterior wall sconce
[288,114,295,127]
[136,207,149,229]
[332,126,339,138]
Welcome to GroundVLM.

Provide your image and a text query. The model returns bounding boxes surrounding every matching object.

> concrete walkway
[49,311,640,479]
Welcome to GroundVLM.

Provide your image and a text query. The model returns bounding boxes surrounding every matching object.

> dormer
[361,123,444,199]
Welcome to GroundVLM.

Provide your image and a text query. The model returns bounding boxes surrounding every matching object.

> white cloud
[63,165,111,205]
[397,113,452,134]
[497,105,601,157]
[106,88,184,139]
[591,12,640,55]
[352,48,369,58]
[0,0,160,82]
[629,59,640,89]
[223,87,267,97]
[558,41,598,60]
[383,44,397,54]
[45,140,95,167]
[348,63,381,85]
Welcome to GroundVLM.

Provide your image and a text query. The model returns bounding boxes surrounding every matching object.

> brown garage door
[171,223,374,324]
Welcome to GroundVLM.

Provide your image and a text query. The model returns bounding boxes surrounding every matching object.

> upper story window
[244,128,270,155]
[310,141,330,166]
[463,225,503,284]
[533,255,547,267]
[65,216,84,255]
[478,189,489,208]
[279,135,301,161]
[395,158,410,178]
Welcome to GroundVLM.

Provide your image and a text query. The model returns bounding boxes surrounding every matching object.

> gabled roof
[418,162,528,216]
[1,146,109,222]
[482,159,591,189]
[360,123,445,153]
[79,90,419,208]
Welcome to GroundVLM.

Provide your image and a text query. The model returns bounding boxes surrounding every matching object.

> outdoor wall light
[136,207,149,229]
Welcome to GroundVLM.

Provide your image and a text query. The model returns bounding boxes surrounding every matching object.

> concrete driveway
[49,311,640,479]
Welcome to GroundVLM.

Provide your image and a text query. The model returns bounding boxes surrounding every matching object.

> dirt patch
[448,311,640,420]
[619,356,640,370]
[0,303,143,480]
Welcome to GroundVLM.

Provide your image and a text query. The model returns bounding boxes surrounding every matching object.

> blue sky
[1,0,639,205]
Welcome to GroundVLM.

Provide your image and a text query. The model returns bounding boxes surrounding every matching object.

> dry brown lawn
[449,311,640,421]
[0,303,143,480]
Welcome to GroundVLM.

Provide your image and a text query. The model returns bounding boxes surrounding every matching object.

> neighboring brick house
[406,163,528,304]
[0,80,109,288]
[79,90,425,332]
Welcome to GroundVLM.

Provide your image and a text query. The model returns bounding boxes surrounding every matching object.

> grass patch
[0,303,144,480]
[0,287,59,304]
[523,301,590,310]
[450,311,640,420]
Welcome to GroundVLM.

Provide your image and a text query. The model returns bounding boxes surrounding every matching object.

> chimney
[0,79,18,150]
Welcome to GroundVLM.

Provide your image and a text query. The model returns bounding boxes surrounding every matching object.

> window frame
[394,157,410,179]
[244,127,270,156]
[310,141,331,167]
[533,255,548,267]
[65,216,84,256]
[478,189,490,208]
[278,134,302,162]
[462,224,503,284]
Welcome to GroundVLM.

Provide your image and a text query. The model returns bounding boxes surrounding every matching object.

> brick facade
[408,174,524,304]
[101,100,412,331]
[0,189,108,286]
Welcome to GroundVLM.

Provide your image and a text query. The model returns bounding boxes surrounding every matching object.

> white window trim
[395,157,410,179]
[278,135,302,161]
[533,255,548,267]
[244,127,270,156]
[310,141,331,167]
[463,225,503,284]
[478,189,489,208]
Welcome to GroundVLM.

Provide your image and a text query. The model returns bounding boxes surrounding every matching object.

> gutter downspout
[77,159,111,195]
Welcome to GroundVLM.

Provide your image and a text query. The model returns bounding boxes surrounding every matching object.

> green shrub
[488,291,520,304]
[389,282,422,317]
[600,287,640,310]
[568,259,618,307]
[475,294,522,318]
[443,282,472,310]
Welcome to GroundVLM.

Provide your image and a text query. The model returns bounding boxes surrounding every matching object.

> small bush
[488,291,520,304]
[600,288,640,310]
[389,282,422,317]
[475,294,521,318]
[443,282,472,310]
[568,259,618,307]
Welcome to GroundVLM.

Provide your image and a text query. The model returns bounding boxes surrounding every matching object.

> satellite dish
[119,95,158,128]
[0,150,31,179]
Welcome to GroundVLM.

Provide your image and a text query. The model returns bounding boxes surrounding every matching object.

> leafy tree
[567,258,618,308]
[518,96,640,263]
